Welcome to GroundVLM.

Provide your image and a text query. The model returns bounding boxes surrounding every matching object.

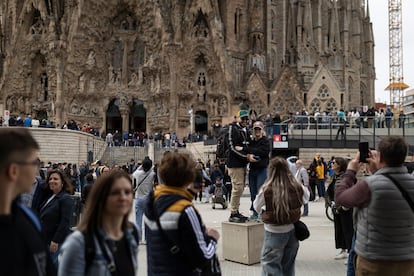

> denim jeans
[316,179,326,197]
[347,233,356,276]
[261,229,299,276]
[50,243,61,267]
[303,203,309,215]
[135,197,148,241]
[249,167,267,212]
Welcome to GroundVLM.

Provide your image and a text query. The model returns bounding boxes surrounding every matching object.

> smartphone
[254,155,261,161]
[359,142,369,163]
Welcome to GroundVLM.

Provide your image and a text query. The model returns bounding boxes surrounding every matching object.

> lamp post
[189,108,193,143]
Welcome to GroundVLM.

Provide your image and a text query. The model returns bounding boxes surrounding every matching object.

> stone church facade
[0,0,374,138]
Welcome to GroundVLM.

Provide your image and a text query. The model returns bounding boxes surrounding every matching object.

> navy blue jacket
[39,191,73,244]
[145,185,218,275]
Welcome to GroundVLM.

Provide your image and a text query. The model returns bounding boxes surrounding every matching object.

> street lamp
[188,108,193,143]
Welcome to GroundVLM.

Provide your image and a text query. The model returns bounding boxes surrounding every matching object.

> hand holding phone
[359,142,369,163]
[254,156,261,161]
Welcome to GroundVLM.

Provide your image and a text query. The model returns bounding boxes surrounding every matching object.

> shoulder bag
[294,220,310,241]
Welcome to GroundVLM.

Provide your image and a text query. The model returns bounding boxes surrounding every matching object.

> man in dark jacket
[0,128,56,275]
[227,110,253,223]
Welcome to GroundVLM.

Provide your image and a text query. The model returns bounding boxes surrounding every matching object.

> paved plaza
[135,189,347,276]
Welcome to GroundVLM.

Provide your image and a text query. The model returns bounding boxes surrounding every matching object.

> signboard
[273,134,288,148]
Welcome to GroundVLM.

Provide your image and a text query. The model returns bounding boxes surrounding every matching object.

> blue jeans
[303,203,309,215]
[347,233,356,276]
[261,229,299,276]
[50,243,61,267]
[135,197,148,241]
[249,168,267,212]
[316,179,326,197]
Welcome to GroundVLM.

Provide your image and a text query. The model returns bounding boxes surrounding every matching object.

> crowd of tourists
[2,117,414,276]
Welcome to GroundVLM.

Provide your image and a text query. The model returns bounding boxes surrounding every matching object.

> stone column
[120,108,129,135]
[55,59,63,126]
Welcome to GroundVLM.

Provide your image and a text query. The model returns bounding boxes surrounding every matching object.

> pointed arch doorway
[130,99,146,132]
[106,99,122,134]
[195,110,208,136]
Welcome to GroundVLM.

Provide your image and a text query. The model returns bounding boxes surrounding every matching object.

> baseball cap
[253,121,264,129]
[238,110,249,118]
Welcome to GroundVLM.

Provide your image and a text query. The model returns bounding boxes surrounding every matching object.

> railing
[269,115,414,152]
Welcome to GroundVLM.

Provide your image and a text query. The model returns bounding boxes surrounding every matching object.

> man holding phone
[335,136,414,275]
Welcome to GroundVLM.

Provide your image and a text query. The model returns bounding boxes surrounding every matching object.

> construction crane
[386,0,409,110]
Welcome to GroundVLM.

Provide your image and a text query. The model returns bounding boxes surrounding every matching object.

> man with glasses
[0,128,56,275]
[227,110,252,223]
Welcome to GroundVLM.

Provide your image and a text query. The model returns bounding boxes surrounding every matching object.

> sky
[370,0,414,104]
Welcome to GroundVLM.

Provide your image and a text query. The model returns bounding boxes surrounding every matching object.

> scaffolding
[386,0,409,110]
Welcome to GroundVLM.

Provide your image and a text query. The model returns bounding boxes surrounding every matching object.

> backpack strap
[83,231,95,275]
[17,202,42,232]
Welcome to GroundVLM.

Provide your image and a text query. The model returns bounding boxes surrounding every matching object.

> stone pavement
[135,189,347,276]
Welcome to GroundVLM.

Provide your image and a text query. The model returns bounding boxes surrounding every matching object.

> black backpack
[216,125,231,161]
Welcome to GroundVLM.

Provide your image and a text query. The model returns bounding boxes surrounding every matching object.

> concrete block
[222,221,264,265]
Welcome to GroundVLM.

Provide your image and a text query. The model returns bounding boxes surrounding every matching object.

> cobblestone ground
[134,189,347,276]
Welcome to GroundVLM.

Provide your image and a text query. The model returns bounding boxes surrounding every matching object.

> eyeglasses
[241,117,248,121]
[15,159,41,168]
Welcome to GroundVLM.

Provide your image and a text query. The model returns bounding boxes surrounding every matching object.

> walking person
[132,157,156,244]
[144,152,220,275]
[247,121,270,220]
[326,157,354,261]
[336,136,414,275]
[39,169,74,267]
[0,128,56,276]
[315,159,326,200]
[254,157,309,276]
[59,170,138,276]
[335,109,346,140]
[295,159,310,216]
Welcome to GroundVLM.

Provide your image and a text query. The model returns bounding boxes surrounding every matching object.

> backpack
[216,125,231,161]
[214,185,224,200]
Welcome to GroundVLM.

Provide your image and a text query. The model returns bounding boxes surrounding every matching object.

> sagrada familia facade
[0,0,374,137]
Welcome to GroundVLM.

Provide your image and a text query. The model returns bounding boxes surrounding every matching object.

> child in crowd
[209,176,228,209]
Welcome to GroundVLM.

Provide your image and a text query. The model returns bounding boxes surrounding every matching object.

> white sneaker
[334,252,348,260]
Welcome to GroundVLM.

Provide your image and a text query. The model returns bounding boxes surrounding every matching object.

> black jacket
[247,136,270,170]
[0,200,56,276]
[39,191,73,244]
[227,123,250,168]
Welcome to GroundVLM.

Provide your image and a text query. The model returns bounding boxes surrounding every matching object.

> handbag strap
[133,171,151,193]
[381,173,414,213]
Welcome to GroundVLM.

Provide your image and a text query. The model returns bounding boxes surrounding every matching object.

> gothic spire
[329,0,341,52]
[302,0,314,45]
[287,1,297,48]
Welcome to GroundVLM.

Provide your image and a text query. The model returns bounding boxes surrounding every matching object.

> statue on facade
[86,50,96,68]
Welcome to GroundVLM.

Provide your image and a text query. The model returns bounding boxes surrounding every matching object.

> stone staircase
[100,146,149,166]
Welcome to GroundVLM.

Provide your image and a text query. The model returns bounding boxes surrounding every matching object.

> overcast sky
[371,0,414,104]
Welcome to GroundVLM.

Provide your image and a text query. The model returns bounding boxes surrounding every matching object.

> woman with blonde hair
[58,170,138,276]
[254,157,309,276]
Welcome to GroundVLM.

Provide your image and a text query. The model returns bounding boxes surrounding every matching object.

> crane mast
[386,0,408,110]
